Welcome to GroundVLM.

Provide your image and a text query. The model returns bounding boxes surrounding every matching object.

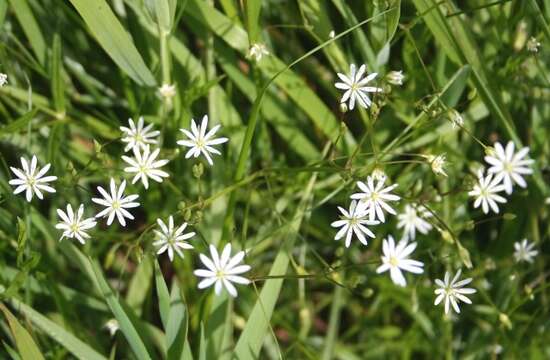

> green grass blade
[126,256,153,316]
[154,259,170,330]
[51,34,66,115]
[0,303,45,360]
[244,0,261,44]
[0,109,37,135]
[8,0,46,64]
[166,282,190,360]
[68,0,156,86]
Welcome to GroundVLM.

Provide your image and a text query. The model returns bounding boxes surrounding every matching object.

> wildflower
[513,239,538,263]
[153,216,195,262]
[350,176,400,223]
[329,30,335,39]
[122,146,169,189]
[177,115,228,165]
[526,37,541,53]
[120,117,160,152]
[247,43,269,62]
[371,168,386,181]
[376,235,424,287]
[449,109,464,129]
[0,73,7,87]
[104,319,119,337]
[425,154,448,177]
[92,178,140,227]
[397,204,433,241]
[484,141,534,194]
[158,83,176,99]
[335,64,382,110]
[194,244,251,297]
[468,169,507,214]
[330,200,379,247]
[386,70,404,86]
[55,204,97,244]
[434,269,476,314]
[9,155,57,202]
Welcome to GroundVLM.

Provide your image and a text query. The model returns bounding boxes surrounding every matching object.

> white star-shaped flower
[386,70,404,86]
[120,116,160,152]
[158,83,176,99]
[334,64,382,110]
[513,239,538,263]
[194,244,251,297]
[397,204,433,241]
[247,43,269,62]
[55,204,97,244]
[350,176,400,223]
[92,178,140,227]
[153,216,195,262]
[177,115,228,165]
[9,155,57,202]
[434,269,476,314]
[484,141,534,194]
[330,200,379,247]
[0,73,8,87]
[426,154,448,177]
[468,169,507,214]
[376,235,424,287]
[122,146,169,189]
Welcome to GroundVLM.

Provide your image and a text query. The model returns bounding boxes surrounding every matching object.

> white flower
[335,64,382,110]
[158,83,176,98]
[177,115,228,165]
[386,70,404,86]
[55,204,97,244]
[350,176,400,223]
[9,155,57,202]
[434,269,476,314]
[468,169,507,214]
[513,239,538,263]
[425,154,447,177]
[0,73,7,87]
[484,141,534,194]
[153,216,195,262]
[449,109,464,129]
[376,235,424,287]
[330,200,379,247]
[247,43,269,62]
[329,30,335,39]
[92,178,140,227]
[527,37,541,52]
[104,319,119,337]
[194,243,251,297]
[120,117,160,152]
[397,204,433,241]
[122,146,169,189]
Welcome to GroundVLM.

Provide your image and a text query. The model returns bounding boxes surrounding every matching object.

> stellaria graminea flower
[177,115,228,165]
[513,239,538,263]
[376,235,424,287]
[0,73,7,87]
[158,83,176,99]
[484,141,534,194]
[527,37,541,52]
[335,64,382,110]
[194,243,251,297]
[449,109,464,129]
[434,269,476,314]
[247,43,269,62]
[122,146,169,189]
[386,70,404,86]
[104,319,119,337]
[397,204,433,241]
[9,155,57,202]
[92,178,140,227]
[330,200,379,247]
[425,154,448,177]
[120,116,160,152]
[350,176,400,223]
[153,216,195,262]
[468,169,507,214]
[55,204,97,244]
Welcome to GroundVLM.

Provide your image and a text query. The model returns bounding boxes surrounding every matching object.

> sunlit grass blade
[8,0,46,64]
[0,303,44,360]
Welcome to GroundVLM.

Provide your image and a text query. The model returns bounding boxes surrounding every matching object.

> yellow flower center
[389,256,399,267]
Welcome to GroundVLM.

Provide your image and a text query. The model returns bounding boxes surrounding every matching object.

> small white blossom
[158,83,176,98]
[329,30,335,39]
[434,269,476,314]
[335,64,382,110]
[247,43,269,62]
[92,178,140,227]
[153,216,195,262]
[350,176,400,223]
[397,204,433,241]
[514,239,538,263]
[527,37,541,53]
[330,200,379,247]
[450,109,464,129]
[0,73,7,87]
[177,115,228,165]
[386,70,404,86]
[9,155,57,202]
[376,235,424,287]
[120,117,160,152]
[55,204,96,244]
[122,146,169,189]
[194,243,251,297]
[468,169,507,214]
[484,141,534,194]
[426,154,448,177]
[104,319,119,337]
